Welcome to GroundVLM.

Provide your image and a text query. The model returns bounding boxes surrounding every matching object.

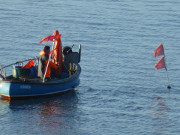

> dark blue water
[1,0,180,134]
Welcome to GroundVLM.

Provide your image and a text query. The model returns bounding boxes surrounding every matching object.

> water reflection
[150,95,170,135]
[2,90,79,134]
[9,90,78,108]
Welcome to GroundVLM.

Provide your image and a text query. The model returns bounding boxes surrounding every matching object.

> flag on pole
[39,35,55,44]
[154,44,171,88]
[154,44,164,57]
[155,57,166,70]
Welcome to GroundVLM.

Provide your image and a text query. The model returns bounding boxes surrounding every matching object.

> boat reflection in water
[5,90,80,134]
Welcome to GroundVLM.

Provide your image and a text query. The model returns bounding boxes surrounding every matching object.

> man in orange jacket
[38,46,58,80]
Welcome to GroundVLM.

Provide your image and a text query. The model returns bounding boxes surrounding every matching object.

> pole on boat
[42,49,53,83]
[42,42,54,83]
[79,44,81,63]
[43,58,50,83]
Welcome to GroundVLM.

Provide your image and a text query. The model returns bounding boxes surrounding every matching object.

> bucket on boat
[13,66,30,78]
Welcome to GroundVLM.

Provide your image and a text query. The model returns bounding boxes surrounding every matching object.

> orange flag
[154,44,164,57]
[155,57,166,70]
[39,35,55,44]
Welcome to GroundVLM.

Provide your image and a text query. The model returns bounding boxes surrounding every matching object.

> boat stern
[0,82,11,98]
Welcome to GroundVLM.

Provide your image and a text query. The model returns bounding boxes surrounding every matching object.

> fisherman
[51,30,63,76]
[38,46,58,80]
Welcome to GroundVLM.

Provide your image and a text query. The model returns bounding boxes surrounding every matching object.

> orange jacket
[44,60,58,78]
[52,30,63,75]
[39,50,58,78]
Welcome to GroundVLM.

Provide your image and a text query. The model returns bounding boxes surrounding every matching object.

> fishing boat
[0,44,81,99]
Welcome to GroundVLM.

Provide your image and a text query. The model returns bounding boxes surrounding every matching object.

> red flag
[155,57,166,70]
[154,44,164,57]
[39,35,55,44]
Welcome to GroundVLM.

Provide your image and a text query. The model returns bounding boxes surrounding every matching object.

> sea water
[0,0,180,134]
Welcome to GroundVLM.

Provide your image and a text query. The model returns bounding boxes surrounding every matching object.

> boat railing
[0,57,39,80]
[0,65,6,80]
[68,63,78,77]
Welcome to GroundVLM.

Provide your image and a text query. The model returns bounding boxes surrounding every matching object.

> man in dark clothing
[38,46,58,79]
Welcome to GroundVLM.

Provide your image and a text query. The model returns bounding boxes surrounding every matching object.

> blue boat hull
[0,78,79,98]
[0,64,81,98]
